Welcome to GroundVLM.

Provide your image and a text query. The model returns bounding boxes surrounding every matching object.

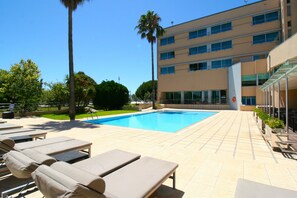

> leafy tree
[93,80,129,110]
[70,71,96,111]
[60,0,90,120]
[136,10,165,109]
[42,82,69,110]
[1,59,42,116]
[0,69,10,102]
[135,80,157,101]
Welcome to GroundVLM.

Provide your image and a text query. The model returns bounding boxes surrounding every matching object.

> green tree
[60,0,90,120]
[71,71,96,111]
[0,69,10,102]
[2,59,43,116]
[93,80,129,110]
[136,10,165,109]
[135,80,157,101]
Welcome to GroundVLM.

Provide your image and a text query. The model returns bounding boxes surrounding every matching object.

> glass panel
[221,22,232,32]
[198,45,207,53]
[198,62,207,70]
[168,66,175,74]
[266,11,278,22]
[211,90,220,104]
[160,53,167,60]
[211,25,221,34]
[168,36,175,44]
[193,91,202,103]
[198,29,207,37]
[160,68,167,75]
[184,92,192,104]
[253,15,265,25]
[253,34,266,44]
[189,64,198,71]
[242,75,257,86]
[160,38,167,46]
[211,43,221,51]
[222,41,232,49]
[220,90,226,104]
[266,32,278,42]
[168,51,175,59]
[189,47,197,55]
[189,31,197,39]
[211,60,221,69]
[222,59,232,67]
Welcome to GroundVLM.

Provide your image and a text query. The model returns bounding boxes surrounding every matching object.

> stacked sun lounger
[3,149,178,198]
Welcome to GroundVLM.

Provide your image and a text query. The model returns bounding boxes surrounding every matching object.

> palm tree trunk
[68,3,75,120]
[151,42,156,109]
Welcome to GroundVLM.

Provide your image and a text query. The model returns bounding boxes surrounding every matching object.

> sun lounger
[32,155,178,198]
[0,123,22,130]
[4,149,140,179]
[3,130,47,142]
[0,128,35,135]
[0,135,91,157]
[235,178,297,198]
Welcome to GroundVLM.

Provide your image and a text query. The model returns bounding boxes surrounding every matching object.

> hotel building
[157,0,297,111]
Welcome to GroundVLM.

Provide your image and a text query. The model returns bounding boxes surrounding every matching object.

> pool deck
[1,110,297,197]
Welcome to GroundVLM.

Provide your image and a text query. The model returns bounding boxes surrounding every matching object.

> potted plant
[265,118,285,150]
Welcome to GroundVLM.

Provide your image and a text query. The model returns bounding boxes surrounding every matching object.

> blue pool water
[86,111,217,133]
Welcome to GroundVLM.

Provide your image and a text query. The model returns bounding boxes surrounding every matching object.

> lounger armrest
[32,162,106,198]
[0,135,15,151]
[3,149,56,179]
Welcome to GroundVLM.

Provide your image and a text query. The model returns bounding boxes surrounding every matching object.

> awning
[260,58,297,91]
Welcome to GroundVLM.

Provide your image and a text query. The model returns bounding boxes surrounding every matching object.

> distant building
[157,0,297,111]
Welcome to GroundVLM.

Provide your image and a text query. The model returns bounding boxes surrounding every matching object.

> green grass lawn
[40,110,138,120]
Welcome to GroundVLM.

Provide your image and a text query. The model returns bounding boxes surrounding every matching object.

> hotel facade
[157,0,297,111]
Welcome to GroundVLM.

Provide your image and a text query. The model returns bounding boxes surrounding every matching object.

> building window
[287,6,291,16]
[287,0,290,3]
[160,66,175,75]
[193,91,202,103]
[211,59,232,69]
[189,62,207,71]
[258,73,269,85]
[253,11,279,25]
[165,92,181,104]
[253,54,267,61]
[189,45,207,55]
[242,96,256,105]
[288,29,292,38]
[288,21,291,27]
[211,40,232,51]
[242,75,257,86]
[253,32,279,44]
[211,22,232,34]
[160,36,175,46]
[160,51,175,60]
[189,28,207,39]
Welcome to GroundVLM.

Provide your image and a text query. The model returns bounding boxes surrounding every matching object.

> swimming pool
[86,111,217,133]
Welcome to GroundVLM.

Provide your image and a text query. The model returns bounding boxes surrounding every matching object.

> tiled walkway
[3,110,297,197]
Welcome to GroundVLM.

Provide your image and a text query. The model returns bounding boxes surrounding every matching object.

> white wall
[228,63,242,110]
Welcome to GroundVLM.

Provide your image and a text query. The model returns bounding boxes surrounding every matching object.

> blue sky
[0,0,260,93]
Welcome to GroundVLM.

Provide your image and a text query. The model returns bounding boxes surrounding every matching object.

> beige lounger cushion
[3,149,56,178]
[104,156,178,198]
[0,135,15,151]
[32,162,105,198]
[73,149,140,176]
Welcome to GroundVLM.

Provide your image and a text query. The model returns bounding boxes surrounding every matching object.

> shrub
[93,80,129,110]
[266,118,285,129]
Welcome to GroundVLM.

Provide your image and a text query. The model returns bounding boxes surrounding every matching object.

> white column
[272,84,275,117]
[268,87,271,116]
[181,91,184,104]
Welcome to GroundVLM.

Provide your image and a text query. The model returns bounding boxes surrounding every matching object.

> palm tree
[136,11,165,109]
[60,0,89,120]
